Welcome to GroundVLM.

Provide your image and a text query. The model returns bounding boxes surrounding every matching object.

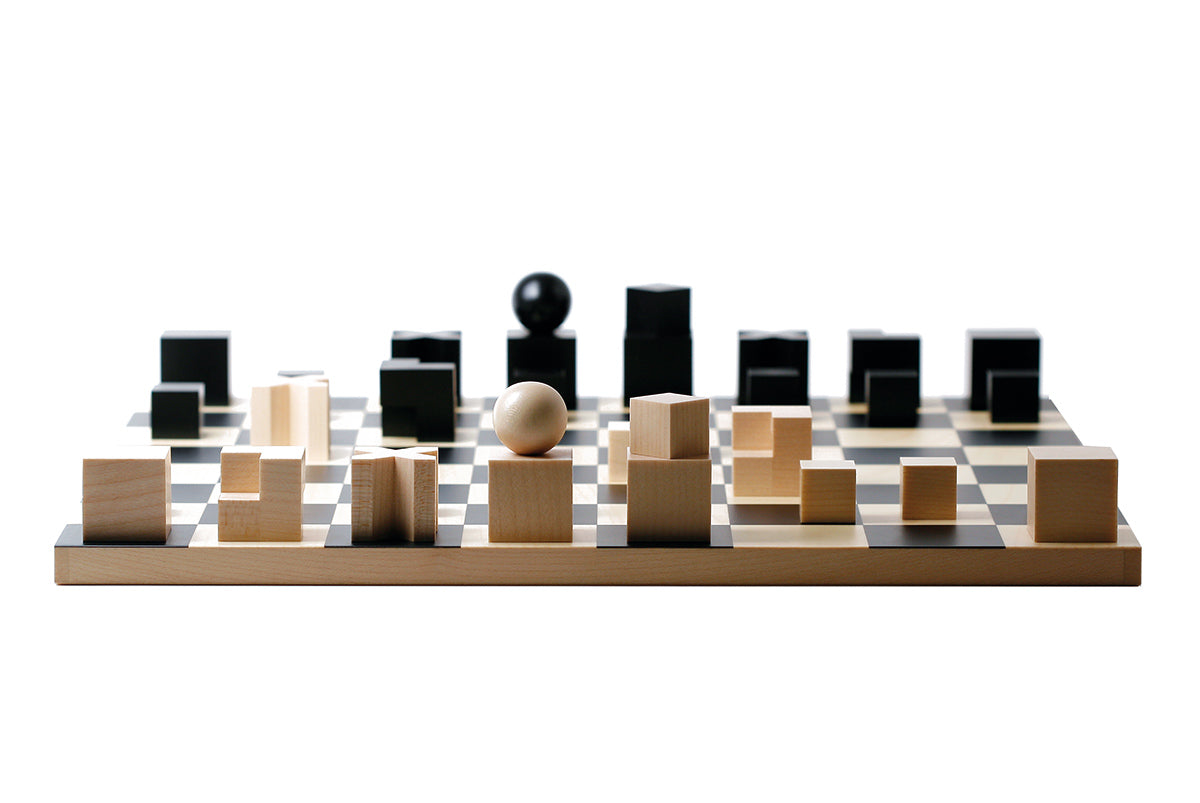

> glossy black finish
[513,273,571,334]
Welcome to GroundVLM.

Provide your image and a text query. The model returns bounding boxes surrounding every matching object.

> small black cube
[967,329,1040,411]
[988,370,1040,423]
[380,359,457,441]
[151,382,204,439]
[392,331,463,404]
[738,330,809,405]
[626,285,691,337]
[161,331,230,407]
[866,370,919,428]
[849,331,920,404]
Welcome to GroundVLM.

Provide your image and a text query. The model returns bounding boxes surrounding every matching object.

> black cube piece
[967,329,1041,411]
[988,370,1041,423]
[392,331,463,404]
[507,330,577,409]
[623,334,692,403]
[866,370,919,427]
[746,368,803,406]
[161,331,230,406]
[626,285,690,336]
[151,382,204,439]
[849,331,920,404]
[738,330,809,405]
[380,359,457,441]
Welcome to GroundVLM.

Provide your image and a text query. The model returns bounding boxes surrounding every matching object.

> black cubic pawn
[161,330,230,407]
[392,331,463,404]
[866,370,919,428]
[151,382,204,439]
[380,359,457,442]
[738,330,809,405]
[849,330,920,404]
[988,370,1040,423]
[967,329,1041,411]
[508,330,578,409]
[507,273,577,409]
[624,284,693,403]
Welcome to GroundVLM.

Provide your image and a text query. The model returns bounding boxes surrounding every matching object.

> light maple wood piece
[220,447,263,494]
[488,447,573,542]
[218,446,306,542]
[492,381,568,456]
[351,446,439,543]
[630,393,710,459]
[730,405,812,497]
[606,421,630,483]
[800,460,857,524]
[732,451,774,496]
[396,447,438,542]
[900,457,958,520]
[250,376,331,462]
[1027,446,1118,543]
[81,447,172,544]
[627,452,712,544]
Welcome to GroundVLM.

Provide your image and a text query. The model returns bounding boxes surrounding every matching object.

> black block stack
[393,331,463,404]
[737,330,809,405]
[160,330,230,407]
[623,284,692,403]
[507,273,577,410]
[967,329,1041,423]
[849,330,921,427]
[380,358,457,442]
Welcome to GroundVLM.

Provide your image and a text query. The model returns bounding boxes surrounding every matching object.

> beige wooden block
[250,381,290,447]
[290,377,331,463]
[732,451,774,497]
[1028,446,1118,543]
[800,460,857,524]
[627,452,712,544]
[396,447,438,543]
[731,407,774,450]
[81,447,172,543]
[258,447,305,541]
[900,457,958,520]
[220,447,263,493]
[630,393,710,459]
[351,447,397,543]
[488,447,573,542]
[607,421,630,484]
[218,446,305,542]
[770,408,813,496]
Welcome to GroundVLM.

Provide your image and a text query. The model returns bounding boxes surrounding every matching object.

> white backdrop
[2,2,1197,800]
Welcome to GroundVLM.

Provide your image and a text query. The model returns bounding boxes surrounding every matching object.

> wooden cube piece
[630,393,710,459]
[220,447,263,493]
[351,447,397,543]
[900,457,957,520]
[396,447,438,543]
[488,447,573,542]
[218,446,305,542]
[1027,446,1118,543]
[732,451,774,497]
[769,407,813,496]
[607,421,630,484]
[82,447,172,543]
[627,453,712,544]
[731,407,774,450]
[800,460,857,524]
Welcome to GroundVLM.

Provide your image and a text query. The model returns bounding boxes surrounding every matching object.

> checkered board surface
[56,395,1134,557]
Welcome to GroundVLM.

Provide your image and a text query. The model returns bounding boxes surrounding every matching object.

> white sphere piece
[493,382,568,456]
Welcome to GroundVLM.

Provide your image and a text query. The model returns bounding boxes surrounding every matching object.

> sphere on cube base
[493,382,568,456]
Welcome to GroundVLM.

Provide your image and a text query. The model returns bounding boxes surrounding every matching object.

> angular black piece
[379,359,456,441]
[738,330,809,405]
[988,369,1040,423]
[848,331,920,403]
[626,284,690,336]
[866,370,919,427]
[507,330,577,409]
[623,334,693,403]
[392,331,463,403]
[151,382,204,439]
[161,331,230,406]
[746,368,803,405]
[967,329,1040,411]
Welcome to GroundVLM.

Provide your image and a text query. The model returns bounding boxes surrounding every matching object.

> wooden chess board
[54,396,1141,585]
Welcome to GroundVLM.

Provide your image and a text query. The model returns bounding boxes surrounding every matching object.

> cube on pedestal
[988,369,1040,424]
[900,457,957,520]
[1027,446,1118,543]
[488,447,573,542]
[630,393,710,460]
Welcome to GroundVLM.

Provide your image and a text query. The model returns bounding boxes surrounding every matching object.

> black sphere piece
[513,272,571,334]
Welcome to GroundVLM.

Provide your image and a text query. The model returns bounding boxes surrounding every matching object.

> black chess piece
[508,272,577,409]
[513,273,571,335]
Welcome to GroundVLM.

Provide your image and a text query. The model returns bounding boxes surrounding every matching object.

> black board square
[171,484,214,503]
[865,524,1004,548]
[332,397,369,411]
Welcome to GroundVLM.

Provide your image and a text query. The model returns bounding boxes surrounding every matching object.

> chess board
[54,396,1141,585]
